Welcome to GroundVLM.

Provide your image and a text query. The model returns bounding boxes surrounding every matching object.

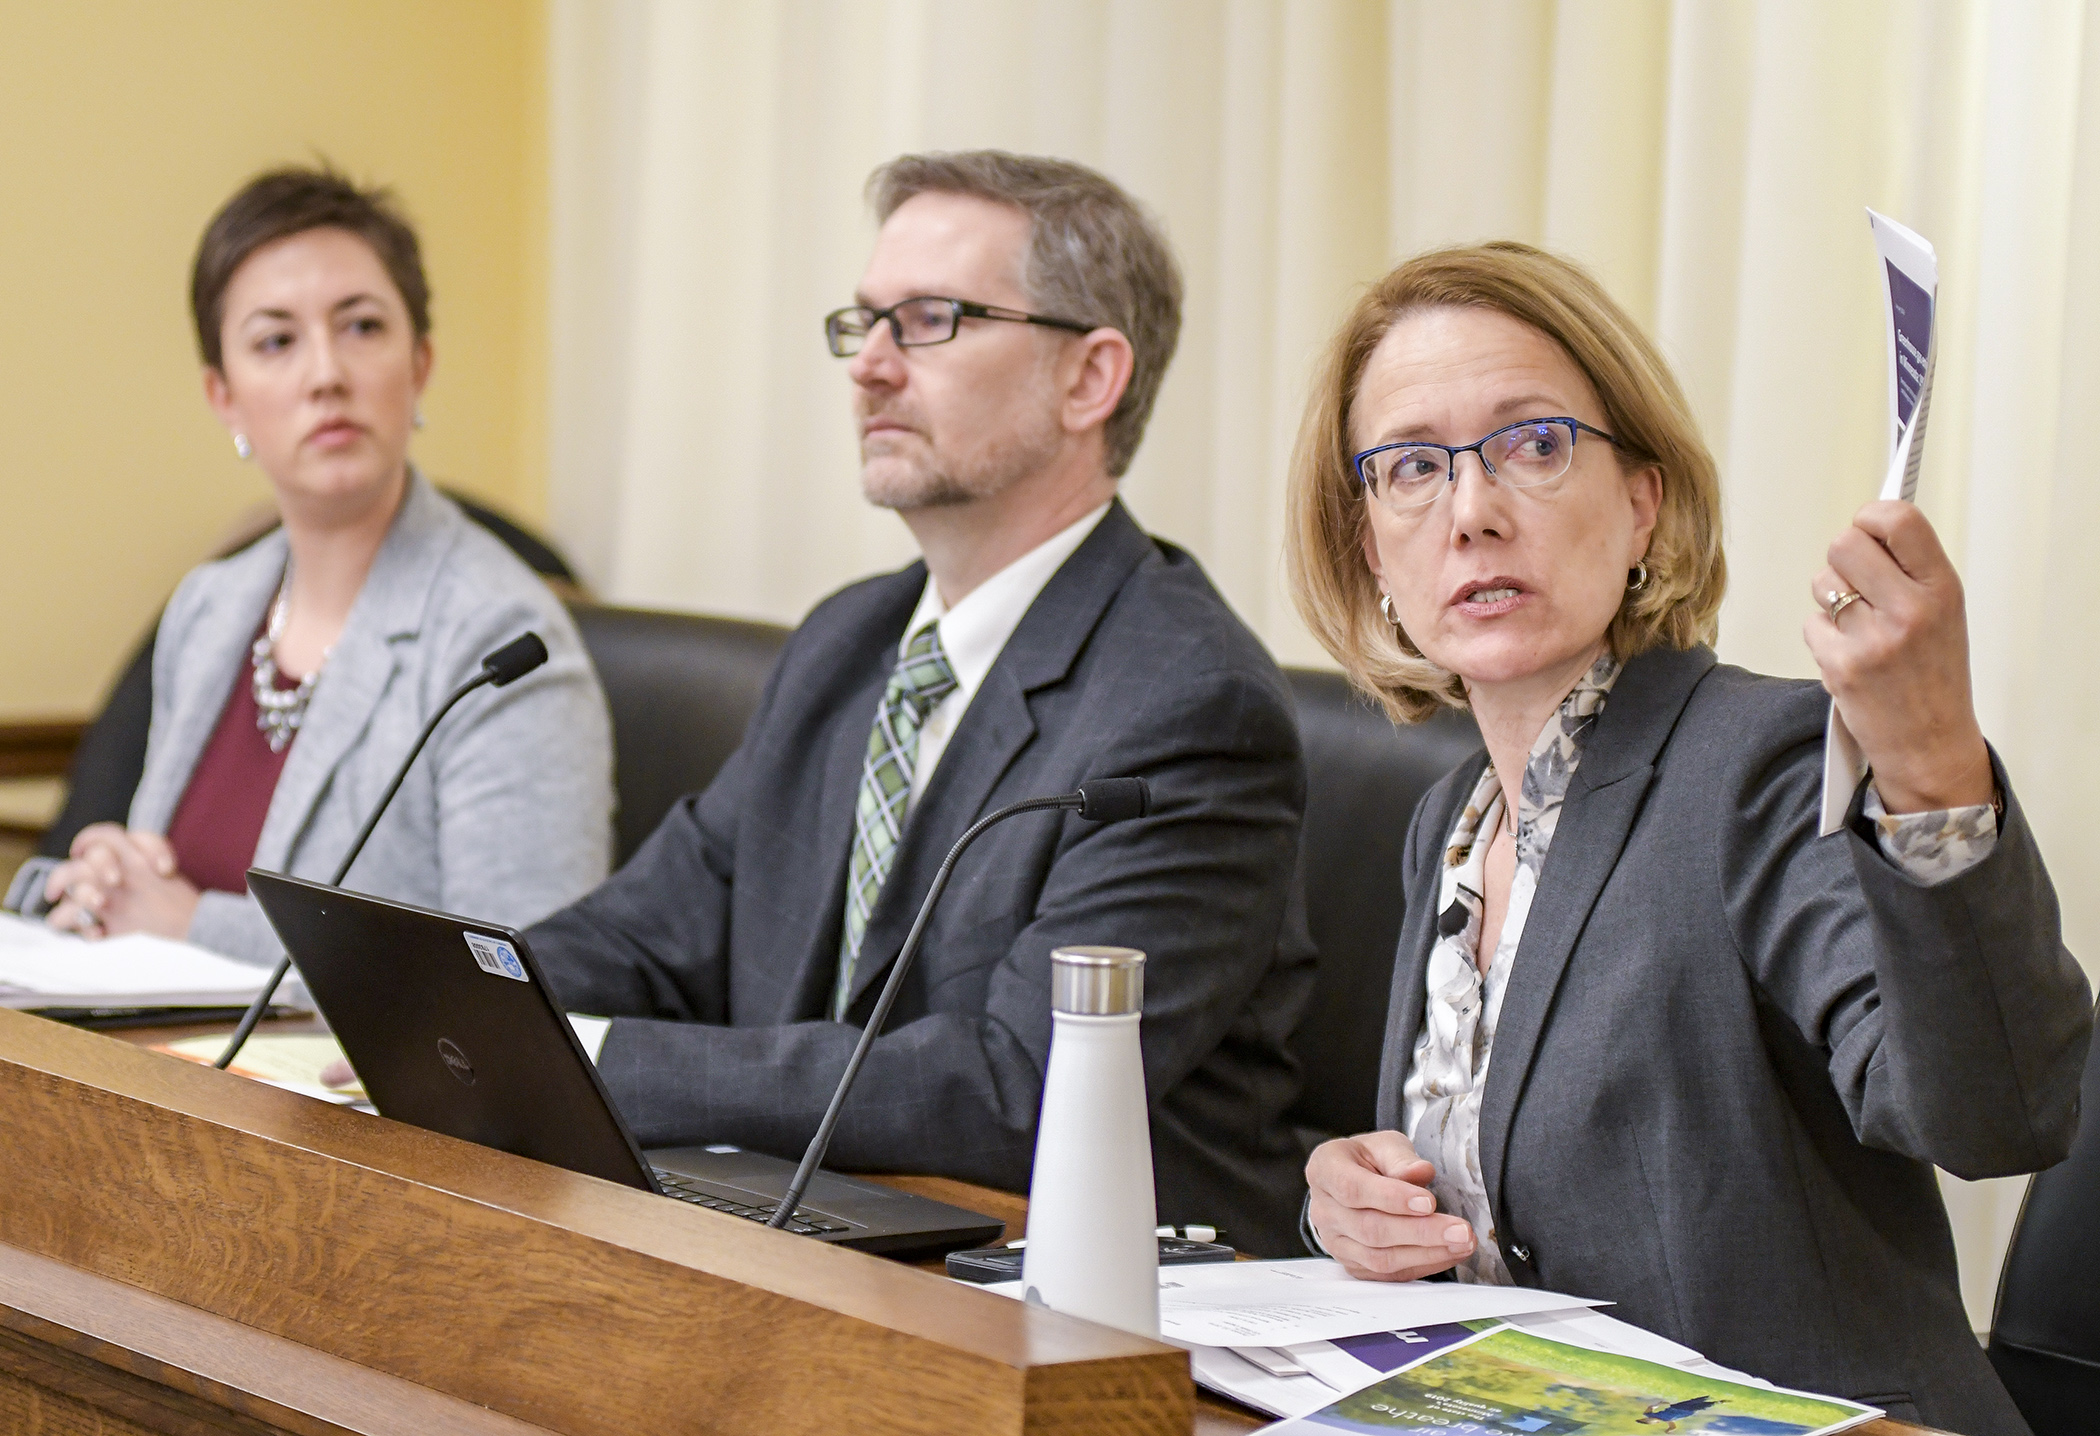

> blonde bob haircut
[1286,241,1726,724]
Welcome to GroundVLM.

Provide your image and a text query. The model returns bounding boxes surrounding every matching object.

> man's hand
[1805,501,1993,814]
[1305,1130,1475,1282]
[43,825,200,941]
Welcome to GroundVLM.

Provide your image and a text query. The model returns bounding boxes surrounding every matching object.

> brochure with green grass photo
[1267,1324,1878,1435]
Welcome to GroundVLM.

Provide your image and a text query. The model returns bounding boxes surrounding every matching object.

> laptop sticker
[464,932,530,982]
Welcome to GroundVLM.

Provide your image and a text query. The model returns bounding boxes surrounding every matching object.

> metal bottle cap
[1050,946,1145,1016]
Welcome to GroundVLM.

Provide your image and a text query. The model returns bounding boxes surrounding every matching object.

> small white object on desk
[1021,946,1159,1339]
[0,913,271,1009]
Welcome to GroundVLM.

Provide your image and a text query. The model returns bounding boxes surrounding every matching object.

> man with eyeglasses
[525,151,1315,1254]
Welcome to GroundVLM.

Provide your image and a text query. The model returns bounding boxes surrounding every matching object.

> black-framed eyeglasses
[1353,417,1622,512]
[823,296,1094,357]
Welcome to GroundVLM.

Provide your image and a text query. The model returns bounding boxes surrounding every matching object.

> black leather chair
[1986,1025,2100,1431]
[1281,671,1481,1143]
[566,604,790,864]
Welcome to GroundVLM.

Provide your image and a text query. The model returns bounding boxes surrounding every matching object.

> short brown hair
[868,150,1182,478]
[1286,241,1727,723]
[190,166,430,371]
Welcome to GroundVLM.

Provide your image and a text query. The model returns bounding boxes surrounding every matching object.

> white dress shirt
[569,502,1112,1062]
[896,502,1111,806]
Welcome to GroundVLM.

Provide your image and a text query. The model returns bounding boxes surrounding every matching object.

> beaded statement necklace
[250,573,329,753]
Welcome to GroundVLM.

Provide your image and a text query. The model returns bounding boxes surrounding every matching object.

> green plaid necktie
[835,622,958,1018]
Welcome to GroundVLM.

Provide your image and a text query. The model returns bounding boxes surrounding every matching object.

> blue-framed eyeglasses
[1353,417,1622,512]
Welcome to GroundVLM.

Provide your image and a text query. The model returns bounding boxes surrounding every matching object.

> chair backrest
[1281,669,1482,1141]
[566,604,791,864]
[1987,1025,2100,1431]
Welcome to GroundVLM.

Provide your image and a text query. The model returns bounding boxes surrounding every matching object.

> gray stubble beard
[860,402,1064,515]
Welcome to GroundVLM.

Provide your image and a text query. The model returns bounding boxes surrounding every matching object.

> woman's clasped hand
[43,823,201,940]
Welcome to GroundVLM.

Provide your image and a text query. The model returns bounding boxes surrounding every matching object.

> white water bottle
[1021,945,1159,1338]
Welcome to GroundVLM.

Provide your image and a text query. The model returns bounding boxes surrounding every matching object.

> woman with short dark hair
[41,167,613,970]
[1286,241,2089,1434]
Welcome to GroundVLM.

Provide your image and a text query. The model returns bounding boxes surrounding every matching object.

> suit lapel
[252,627,400,871]
[1477,645,1716,1217]
[839,501,1154,1014]
[132,534,288,834]
[253,475,458,874]
[844,664,1038,1010]
[768,571,925,1022]
[791,655,899,1017]
[1375,752,1488,1128]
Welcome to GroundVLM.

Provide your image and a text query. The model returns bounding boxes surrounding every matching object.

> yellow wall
[0,0,546,720]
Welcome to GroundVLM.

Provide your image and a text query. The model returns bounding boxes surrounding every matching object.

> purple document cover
[1884,259,1932,435]
[1330,1323,1480,1375]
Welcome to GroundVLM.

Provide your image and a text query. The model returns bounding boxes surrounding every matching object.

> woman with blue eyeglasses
[1284,241,2087,1435]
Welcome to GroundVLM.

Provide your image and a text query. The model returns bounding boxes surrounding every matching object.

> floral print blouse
[1399,652,1999,1284]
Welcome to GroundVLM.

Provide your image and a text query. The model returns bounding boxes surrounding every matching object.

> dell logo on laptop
[437,1038,476,1085]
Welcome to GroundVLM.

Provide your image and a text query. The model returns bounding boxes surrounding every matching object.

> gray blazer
[527,502,1318,1255]
[1378,643,2091,1435]
[133,475,614,968]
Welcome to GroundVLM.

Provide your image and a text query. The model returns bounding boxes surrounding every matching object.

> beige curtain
[547,0,2100,1330]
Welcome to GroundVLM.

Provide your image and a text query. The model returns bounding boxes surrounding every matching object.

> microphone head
[1075,776,1151,823]
[481,632,549,687]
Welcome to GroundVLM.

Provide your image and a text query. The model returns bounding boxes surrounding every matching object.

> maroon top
[165,643,298,895]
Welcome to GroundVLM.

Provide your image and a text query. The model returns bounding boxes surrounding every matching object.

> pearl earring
[412,408,426,431]
[234,433,252,460]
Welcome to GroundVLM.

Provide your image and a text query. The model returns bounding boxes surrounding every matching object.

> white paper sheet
[981,1259,1604,1347]
[1820,209,1940,836]
[0,913,268,1008]
[1190,1344,1335,1420]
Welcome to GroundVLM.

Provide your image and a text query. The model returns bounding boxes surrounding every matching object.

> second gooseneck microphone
[214,632,550,1069]
[767,775,1152,1229]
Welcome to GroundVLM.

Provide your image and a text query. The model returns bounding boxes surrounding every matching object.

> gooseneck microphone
[767,775,1151,1229]
[214,632,550,1069]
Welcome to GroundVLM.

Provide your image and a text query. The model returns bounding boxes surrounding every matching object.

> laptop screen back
[248,871,653,1192]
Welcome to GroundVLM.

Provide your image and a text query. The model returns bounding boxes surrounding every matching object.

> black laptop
[247,871,1003,1258]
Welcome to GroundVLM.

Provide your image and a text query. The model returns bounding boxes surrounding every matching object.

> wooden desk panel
[0,1244,542,1435]
[23,1014,1941,1436]
[0,1010,1187,1435]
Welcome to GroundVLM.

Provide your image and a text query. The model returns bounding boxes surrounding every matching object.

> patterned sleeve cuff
[1299,1190,1329,1256]
[1863,784,1999,884]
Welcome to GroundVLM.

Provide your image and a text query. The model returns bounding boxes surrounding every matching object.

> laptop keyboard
[650,1167,849,1236]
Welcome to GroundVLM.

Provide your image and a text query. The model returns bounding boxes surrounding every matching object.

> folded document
[0,913,269,1009]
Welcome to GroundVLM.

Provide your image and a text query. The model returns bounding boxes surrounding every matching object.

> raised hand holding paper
[1817,210,1957,834]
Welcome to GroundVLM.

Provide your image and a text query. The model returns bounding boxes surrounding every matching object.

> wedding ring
[1824,588,1863,623]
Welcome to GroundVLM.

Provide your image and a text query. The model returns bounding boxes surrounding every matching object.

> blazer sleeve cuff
[187,889,289,968]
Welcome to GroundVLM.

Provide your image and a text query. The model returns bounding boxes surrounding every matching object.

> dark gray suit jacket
[528,503,1316,1254]
[1377,643,2091,1434]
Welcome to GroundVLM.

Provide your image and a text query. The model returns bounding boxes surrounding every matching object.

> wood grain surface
[11,1013,1942,1436]
[0,1010,1188,1436]
[0,719,84,781]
